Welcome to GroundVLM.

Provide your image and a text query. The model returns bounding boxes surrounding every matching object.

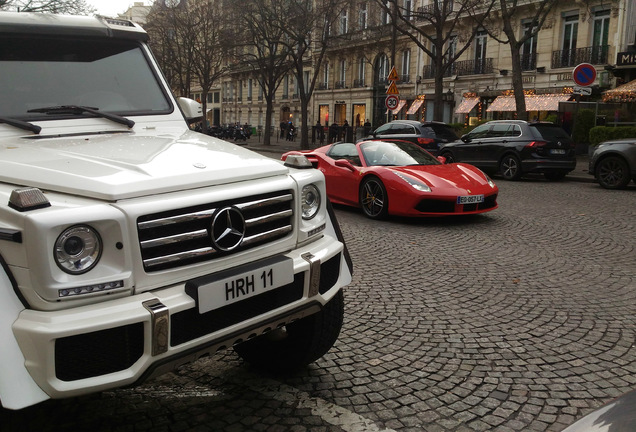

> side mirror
[437,156,447,164]
[461,134,471,143]
[334,159,356,172]
[177,97,203,122]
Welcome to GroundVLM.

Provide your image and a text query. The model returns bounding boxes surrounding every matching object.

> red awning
[486,94,571,112]
[406,99,424,114]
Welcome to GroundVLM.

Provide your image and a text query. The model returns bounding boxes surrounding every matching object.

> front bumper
[12,235,349,399]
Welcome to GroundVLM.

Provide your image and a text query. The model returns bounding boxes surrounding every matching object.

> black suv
[361,120,459,155]
[439,120,576,180]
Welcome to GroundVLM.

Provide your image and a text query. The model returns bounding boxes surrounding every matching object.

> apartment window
[381,6,390,25]
[321,62,330,89]
[213,92,220,103]
[474,30,487,74]
[403,0,412,20]
[247,78,253,100]
[283,75,289,98]
[561,14,578,67]
[304,71,310,93]
[357,57,366,87]
[376,54,389,84]
[337,59,347,88]
[340,9,348,34]
[359,3,367,29]
[401,50,410,82]
[591,9,610,64]
[207,93,213,103]
[521,21,537,71]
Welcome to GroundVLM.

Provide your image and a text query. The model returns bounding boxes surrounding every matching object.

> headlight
[54,225,102,274]
[301,184,321,219]
[393,171,431,192]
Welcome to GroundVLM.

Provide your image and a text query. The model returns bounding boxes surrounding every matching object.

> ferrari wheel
[500,154,522,181]
[596,156,631,189]
[360,176,388,219]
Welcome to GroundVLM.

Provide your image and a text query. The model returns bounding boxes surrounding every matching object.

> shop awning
[486,94,571,112]
[454,97,480,114]
[603,79,636,103]
[406,99,424,114]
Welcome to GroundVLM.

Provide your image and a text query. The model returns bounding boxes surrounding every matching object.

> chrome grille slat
[245,209,294,228]
[138,190,294,272]
[140,229,208,249]
[144,247,216,268]
[242,226,293,247]
[138,209,217,229]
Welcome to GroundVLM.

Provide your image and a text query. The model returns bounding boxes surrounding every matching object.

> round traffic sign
[572,63,597,87]
[385,95,399,110]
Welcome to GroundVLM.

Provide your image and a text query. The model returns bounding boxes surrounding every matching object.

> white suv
[0,13,352,409]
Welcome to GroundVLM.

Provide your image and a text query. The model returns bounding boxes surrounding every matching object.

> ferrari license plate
[457,194,484,205]
[189,257,294,314]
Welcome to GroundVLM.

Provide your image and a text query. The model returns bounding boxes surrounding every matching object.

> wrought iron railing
[551,45,609,68]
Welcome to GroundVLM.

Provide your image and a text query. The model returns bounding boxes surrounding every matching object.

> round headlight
[301,184,321,220]
[54,225,102,274]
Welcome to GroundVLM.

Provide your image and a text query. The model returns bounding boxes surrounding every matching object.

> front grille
[171,273,305,346]
[55,323,144,381]
[138,191,294,272]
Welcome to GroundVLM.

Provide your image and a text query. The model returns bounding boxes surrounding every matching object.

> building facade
[208,0,634,138]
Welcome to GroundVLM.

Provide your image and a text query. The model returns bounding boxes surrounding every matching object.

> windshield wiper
[0,116,41,134]
[27,105,135,128]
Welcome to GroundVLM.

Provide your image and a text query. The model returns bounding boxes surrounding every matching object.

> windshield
[0,36,171,119]
[360,141,441,166]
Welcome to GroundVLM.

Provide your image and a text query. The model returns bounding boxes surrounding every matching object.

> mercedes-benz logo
[211,207,245,251]
[557,141,562,147]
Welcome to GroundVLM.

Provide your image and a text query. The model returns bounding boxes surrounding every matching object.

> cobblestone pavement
[2,170,636,431]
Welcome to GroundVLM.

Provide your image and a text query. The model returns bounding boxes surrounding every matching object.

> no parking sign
[572,63,597,87]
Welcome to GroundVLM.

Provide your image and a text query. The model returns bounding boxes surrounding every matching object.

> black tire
[499,154,522,180]
[234,290,344,372]
[359,176,389,219]
[596,156,631,189]
[544,171,567,181]
[439,151,455,164]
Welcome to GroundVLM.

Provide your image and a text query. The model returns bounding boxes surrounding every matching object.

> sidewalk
[238,134,594,183]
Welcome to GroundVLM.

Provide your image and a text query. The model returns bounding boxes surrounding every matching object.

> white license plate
[550,149,566,154]
[457,194,484,205]
[192,257,294,314]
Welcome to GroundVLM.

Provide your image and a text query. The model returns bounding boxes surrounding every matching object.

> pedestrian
[363,119,372,137]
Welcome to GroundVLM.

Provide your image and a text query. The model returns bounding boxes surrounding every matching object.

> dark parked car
[361,120,459,155]
[588,138,636,189]
[439,120,576,181]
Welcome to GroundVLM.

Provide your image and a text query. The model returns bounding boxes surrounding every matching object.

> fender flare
[0,255,49,409]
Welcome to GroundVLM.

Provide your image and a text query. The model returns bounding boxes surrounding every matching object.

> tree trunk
[263,97,274,145]
[510,46,527,121]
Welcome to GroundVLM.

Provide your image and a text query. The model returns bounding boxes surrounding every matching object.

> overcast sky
[87,0,150,17]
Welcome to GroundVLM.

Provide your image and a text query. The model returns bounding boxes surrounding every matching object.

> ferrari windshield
[360,140,441,166]
[0,35,171,119]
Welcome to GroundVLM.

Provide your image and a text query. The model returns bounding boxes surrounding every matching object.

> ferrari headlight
[54,225,102,274]
[393,171,431,192]
[483,172,496,188]
[301,184,321,220]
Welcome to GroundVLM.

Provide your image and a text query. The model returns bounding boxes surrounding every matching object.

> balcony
[421,58,493,78]
[399,74,410,83]
[416,1,453,18]
[353,79,366,88]
[318,82,329,90]
[335,80,347,89]
[521,53,537,71]
[551,45,609,69]
[292,93,299,99]
[282,93,289,100]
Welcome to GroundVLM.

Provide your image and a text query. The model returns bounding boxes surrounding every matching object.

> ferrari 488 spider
[282,140,499,219]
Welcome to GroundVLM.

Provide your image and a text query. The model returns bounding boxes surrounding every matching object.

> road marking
[247,378,397,432]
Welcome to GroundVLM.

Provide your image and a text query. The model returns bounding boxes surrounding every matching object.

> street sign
[386,81,399,95]
[572,63,597,87]
[573,86,592,96]
[385,95,399,110]
[387,66,399,81]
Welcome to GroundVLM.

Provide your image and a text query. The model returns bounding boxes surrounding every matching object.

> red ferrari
[282,140,499,219]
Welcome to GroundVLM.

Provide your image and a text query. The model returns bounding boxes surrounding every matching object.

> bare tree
[226,0,294,145]
[278,0,357,149]
[484,0,558,120]
[373,0,495,122]
[0,0,95,14]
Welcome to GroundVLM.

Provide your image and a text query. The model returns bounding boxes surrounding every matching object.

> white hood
[0,129,287,201]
